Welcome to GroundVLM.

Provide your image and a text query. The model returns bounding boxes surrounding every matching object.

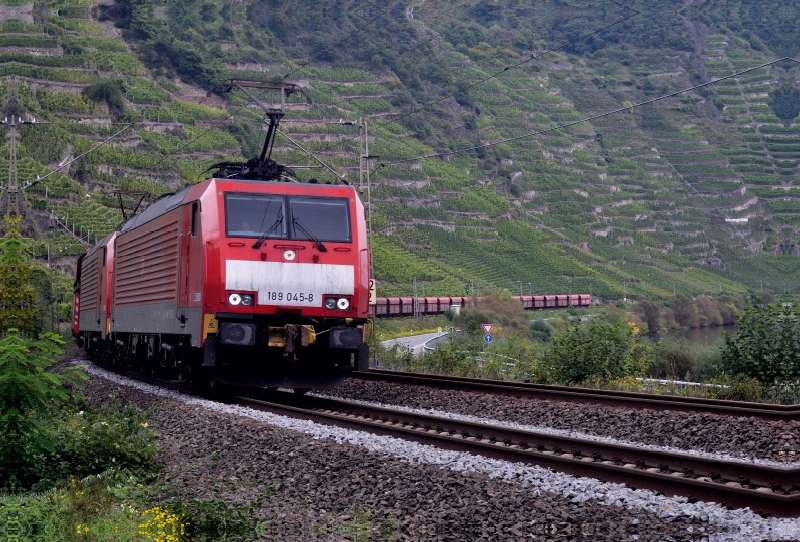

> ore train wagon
[372,294,591,317]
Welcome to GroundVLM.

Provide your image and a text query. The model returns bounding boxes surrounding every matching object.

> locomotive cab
[203,179,370,387]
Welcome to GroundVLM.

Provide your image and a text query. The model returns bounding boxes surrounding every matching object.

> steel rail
[90,363,800,516]
[354,369,800,421]
[233,389,800,518]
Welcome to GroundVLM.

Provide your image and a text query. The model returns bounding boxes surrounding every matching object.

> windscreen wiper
[292,217,327,252]
[253,207,284,249]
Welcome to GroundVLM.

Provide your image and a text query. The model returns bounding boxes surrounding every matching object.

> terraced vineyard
[1,0,798,299]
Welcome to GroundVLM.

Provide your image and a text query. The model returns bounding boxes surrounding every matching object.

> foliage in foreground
[27,397,160,491]
[0,468,399,541]
[0,217,40,334]
[0,469,271,542]
[721,298,800,382]
[379,336,549,383]
[0,331,88,489]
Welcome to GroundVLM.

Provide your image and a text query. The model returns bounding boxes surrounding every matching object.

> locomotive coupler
[268,324,316,357]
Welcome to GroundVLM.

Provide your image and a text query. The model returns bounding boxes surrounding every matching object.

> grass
[379,326,800,404]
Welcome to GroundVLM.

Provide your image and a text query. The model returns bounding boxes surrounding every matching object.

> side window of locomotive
[191,202,198,237]
[288,197,351,243]
[225,194,286,239]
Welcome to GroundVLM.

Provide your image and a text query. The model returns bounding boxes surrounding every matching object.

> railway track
[354,369,800,421]
[234,389,800,518]
[107,366,800,517]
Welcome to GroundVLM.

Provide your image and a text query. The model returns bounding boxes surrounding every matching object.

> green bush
[648,339,723,381]
[29,398,160,490]
[549,317,652,385]
[0,331,87,489]
[83,78,125,112]
[0,469,272,542]
[704,375,762,402]
[721,299,800,382]
[529,319,554,342]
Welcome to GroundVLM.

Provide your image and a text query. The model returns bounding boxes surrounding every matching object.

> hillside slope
[1,0,798,300]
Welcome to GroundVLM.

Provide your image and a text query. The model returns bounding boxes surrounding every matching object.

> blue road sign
[484,334,493,344]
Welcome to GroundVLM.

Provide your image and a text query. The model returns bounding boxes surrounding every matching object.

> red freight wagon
[419,297,431,314]
[371,293,591,317]
[373,297,389,317]
[387,297,402,315]
[399,297,414,316]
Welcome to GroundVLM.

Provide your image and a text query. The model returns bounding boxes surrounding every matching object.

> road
[381,331,449,355]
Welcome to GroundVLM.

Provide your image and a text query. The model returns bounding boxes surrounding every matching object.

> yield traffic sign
[482,323,493,334]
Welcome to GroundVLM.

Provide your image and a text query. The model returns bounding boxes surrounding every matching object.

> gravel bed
[78,364,800,541]
[311,393,796,469]
[322,379,800,464]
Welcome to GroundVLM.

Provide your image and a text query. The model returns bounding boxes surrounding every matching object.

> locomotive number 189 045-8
[264,291,314,303]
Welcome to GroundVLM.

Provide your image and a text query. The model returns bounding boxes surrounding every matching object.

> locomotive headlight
[325,297,351,310]
[228,293,254,306]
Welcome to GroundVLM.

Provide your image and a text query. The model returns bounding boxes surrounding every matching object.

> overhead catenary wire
[383,57,800,164]
[55,213,122,255]
[282,0,640,169]
[21,123,133,190]
[274,128,348,183]
[156,103,251,174]
[369,58,800,295]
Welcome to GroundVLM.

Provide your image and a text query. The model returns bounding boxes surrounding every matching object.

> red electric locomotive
[73,80,370,389]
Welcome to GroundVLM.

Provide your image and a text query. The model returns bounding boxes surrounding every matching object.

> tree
[0,217,88,487]
[670,294,699,328]
[0,331,87,487]
[0,217,40,335]
[769,84,800,128]
[455,290,529,336]
[721,299,800,382]
[82,78,125,113]
[549,317,652,385]
[634,299,661,332]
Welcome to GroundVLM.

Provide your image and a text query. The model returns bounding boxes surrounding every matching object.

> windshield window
[225,194,286,239]
[289,197,351,243]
